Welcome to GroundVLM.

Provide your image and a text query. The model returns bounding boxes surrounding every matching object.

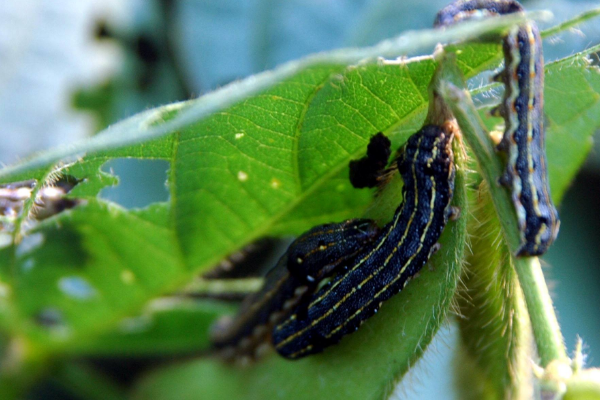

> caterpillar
[209,219,379,361]
[434,0,560,256]
[272,124,456,359]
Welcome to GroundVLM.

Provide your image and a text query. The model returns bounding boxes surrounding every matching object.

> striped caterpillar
[434,0,560,256]
[272,124,456,359]
[209,219,379,361]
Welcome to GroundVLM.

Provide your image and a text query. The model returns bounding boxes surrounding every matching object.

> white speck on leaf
[0,283,10,298]
[121,270,135,284]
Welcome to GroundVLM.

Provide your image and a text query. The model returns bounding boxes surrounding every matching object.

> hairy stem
[513,257,567,366]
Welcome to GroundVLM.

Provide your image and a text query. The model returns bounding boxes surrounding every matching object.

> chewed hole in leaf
[16,233,44,257]
[99,159,170,209]
[58,276,98,300]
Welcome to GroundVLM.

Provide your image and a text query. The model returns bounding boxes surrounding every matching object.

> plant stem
[541,7,600,38]
[182,277,263,296]
[437,54,567,367]
[514,257,567,366]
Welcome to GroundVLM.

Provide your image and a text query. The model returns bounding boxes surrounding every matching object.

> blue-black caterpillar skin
[434,0,521,26]
[209,219,379,359]
[435,0,560,256]
[272,125,455,359]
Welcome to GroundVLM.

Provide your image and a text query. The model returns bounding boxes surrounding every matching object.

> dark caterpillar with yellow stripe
[210,219,379,361]
[272,124,456,359]
[434,0,560,256]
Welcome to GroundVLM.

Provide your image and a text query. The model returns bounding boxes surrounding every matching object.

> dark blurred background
[0,0,598,398]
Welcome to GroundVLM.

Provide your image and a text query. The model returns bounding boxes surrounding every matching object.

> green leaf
[66,300,234,356]
[544,53,600,201]
[132,140,468,400]
[50,362,128,400]
[0,201,184,351]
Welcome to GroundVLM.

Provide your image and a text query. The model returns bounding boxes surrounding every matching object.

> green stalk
[182,277,263,296]
[513,257,566,366]
[541,7,600,38]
